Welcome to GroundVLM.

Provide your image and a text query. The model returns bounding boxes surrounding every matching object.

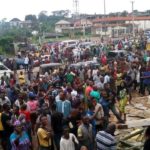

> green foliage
[0,10,68,48]
[25,15,37,21]
[0,36,14,54]
[38,15,65,33]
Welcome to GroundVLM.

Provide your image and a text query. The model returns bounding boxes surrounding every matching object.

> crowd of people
[0,36,150,150]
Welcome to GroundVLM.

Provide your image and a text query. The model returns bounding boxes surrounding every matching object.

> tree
[52,10,70,17]
[0,36,14,54]
[121,11,128,17]
[38,11,48,22]
[25,14,39,31]
[25,14,37,22]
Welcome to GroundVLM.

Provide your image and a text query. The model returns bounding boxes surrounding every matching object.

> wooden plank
[121,129,144,141]
[119,140,133,147]
[125,144,143,150]
[128,115,145,119]
[126,118,150,128]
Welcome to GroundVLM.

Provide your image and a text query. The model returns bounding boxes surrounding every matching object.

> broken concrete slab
[126,118,150,128]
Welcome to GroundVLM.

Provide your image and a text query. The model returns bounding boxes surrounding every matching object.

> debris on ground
[114,95,150,150]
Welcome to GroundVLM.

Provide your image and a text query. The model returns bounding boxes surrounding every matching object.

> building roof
[93,23,132,28]
[10,18,21,22]
[55,20,71,25]
[93,16,150,23]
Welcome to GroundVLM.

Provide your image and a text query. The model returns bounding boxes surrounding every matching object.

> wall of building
[91,27,112,36]
[55,24,71,33]
[126,20,150,30]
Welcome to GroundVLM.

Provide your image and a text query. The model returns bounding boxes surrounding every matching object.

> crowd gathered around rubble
[1,35,150,150]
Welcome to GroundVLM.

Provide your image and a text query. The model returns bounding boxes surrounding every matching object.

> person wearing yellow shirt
[37,115,53,150]
[18,71,25,85]
[0,112,4,133]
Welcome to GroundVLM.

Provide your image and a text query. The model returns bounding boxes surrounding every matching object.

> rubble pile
[116,96,150,150]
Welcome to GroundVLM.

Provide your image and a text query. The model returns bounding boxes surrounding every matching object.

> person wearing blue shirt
[86,104,96,136]
[99,91,110,129]
[56,92,71,118]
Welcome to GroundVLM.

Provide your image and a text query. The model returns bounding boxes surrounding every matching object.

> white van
[0,62,12,79]
[61,40,78,47]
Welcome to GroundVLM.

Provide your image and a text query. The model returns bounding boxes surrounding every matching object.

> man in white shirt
[0,91,11,106]
[60,127,79,150]
[104,73,110,84]
[96,77,105,90]
[24,56,29,71]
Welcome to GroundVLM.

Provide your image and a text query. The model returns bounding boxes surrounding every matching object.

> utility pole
[73,0,79,19]
[117,13,119,38]
[131,1,135,37]
[104,0,106,36]
[73,0,79,38]
[104,0,106,16]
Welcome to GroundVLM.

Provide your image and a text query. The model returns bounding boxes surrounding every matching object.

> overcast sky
[0,0,150,21]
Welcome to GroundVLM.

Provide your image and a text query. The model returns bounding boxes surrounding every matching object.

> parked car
[40,63,63,74]
[0,62,12,79]
[78,42,95,49]
[107,50,128,61]
[0,55,6,62]
[69,61,100,69]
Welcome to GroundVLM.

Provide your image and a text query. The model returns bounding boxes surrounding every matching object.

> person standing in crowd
[60,127,79,150]
[0,105,4,147]
[85,81,93,99]
[37,115,54,150]
[27,92,38,135]
[1,103,14,150]
[99,91,110,128]
[91,98,104,131]
[65,70,75,84]
[96,123,116,150]
[2,72,9,87]
[144,126,150,150]
[24,55,29,71]
[116,69,123,95]
[77,115,93,150]
[56,92,72,118]
[14,93,27,109]
[90,86,100,103]
[118,82,128,122]
[124,72,133,104]
[0,77,6,89]
[0,89,11,106]
[51,104,63,150]
[10,120,31,150]
[104,83,124,123]
[18,71,26,86]
[27,92,38,112]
